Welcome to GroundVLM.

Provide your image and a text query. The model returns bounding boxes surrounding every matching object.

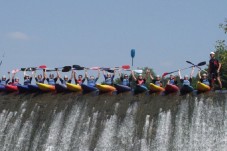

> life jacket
[182,80,190,86]
[61,80,67,85]
[202,79,210,86]
[169,79,176,85]
[37,79,44,83]
[155,80,161,86]
[136,79,145,85]
[105,78,112,85]
[122,79,129,86]
[87,79,96,87]
[24,79,31,85]
[209,59,219,71]
[48,79,55,85]
[76,79,83,85]
[0,80,7,85]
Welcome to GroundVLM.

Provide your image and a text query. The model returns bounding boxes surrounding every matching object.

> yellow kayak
[96,84,116,92]
[150,83,165,92]
[37,83,55,92]
[66,83,82,92]
[197,81,211,92]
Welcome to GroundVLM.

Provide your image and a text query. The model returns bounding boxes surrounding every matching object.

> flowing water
[0,92,226,151]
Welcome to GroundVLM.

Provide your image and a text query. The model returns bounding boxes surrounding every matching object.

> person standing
[208,51,222,89]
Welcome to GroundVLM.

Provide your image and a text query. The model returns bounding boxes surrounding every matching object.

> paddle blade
[107,69,115,73]
[89,67,100,70]
[197,61,206,66]
[72,65,85,70]
[122,65,130,69]
[162,72,169,77]
[131,49,135,58]
[62,66,71,72]
[133,70,143,74]
[39,65,47,69]
[186,61,194,65]
[12,69,20,74]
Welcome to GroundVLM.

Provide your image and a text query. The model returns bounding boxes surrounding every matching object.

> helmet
[184,75,189,78]
[15,77,19,80]
[210,52,215,55]
[64,75,68,78]
[139,74,142,76]
[202,73,207,77]
[2,75,6,78]
[156,75,160,78]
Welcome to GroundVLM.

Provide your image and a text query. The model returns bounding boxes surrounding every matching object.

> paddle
[21,65,47,71]
[162,61,206,77]
[131,49,135,67]
[186,61,207,73]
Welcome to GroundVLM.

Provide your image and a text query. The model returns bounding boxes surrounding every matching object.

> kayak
[81,84,98,93]
[5,85,18,92]
[149,83,165,93]
[66,83,82,92]
[28,84,40,92]
[55,83,68,93]
[17,85,30,93]
[197,81,211,92]
[0,84,5,91]
[165,84,179,93]
[134,85,148,94]
[180,85,194,94]
[96,84,116,92]
[37,83,55,92]
[114,84,131,93]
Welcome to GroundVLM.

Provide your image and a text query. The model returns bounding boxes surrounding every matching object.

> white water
[0,95,227,151]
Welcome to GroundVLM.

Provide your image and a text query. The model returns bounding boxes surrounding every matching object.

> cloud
[7,32,30,40]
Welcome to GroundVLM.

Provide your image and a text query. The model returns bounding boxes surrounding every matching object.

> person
[167,74,178,85]
[59,70,73,85]
[44,69,59,85]
[34,69,45,83]
[178,67,194,86]
[23,68,34,85]
[74,71,85,85]
[198,70,211,86]
[131,70,149,86]
[0,72,10,85]
[118,70,132,87]
[103,70,115,85]
[85,69,100,87]
[208,51,222,89]
[149,72,163,87]
[11,72,21,86]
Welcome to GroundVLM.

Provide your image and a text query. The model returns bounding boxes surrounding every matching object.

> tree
[219,19,227,34]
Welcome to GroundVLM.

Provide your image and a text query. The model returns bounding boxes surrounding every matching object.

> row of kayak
[0,81,211,95]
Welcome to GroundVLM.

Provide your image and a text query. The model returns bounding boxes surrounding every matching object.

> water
[0,93,226,151]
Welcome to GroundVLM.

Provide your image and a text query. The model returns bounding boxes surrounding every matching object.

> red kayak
[5,85,19,92]
[165,84,179,93]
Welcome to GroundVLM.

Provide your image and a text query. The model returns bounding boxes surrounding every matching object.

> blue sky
[0,1,227,82]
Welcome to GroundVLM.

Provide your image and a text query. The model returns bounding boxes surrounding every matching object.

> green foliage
[219,19,227,34]
[214,40,227,88]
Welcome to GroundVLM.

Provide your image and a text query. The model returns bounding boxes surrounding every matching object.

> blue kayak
[17,85,30,93]
[180,85,194,94]
[134,85,148,94]
[114,84,131,93]
[55,83,68,93]
[28,84,40,92]
[81,84,98,93]
[0,84,5,91]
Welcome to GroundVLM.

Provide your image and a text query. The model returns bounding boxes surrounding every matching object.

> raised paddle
[186,61,207,73]
[162,61,206,77]
[131,49,135,67]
